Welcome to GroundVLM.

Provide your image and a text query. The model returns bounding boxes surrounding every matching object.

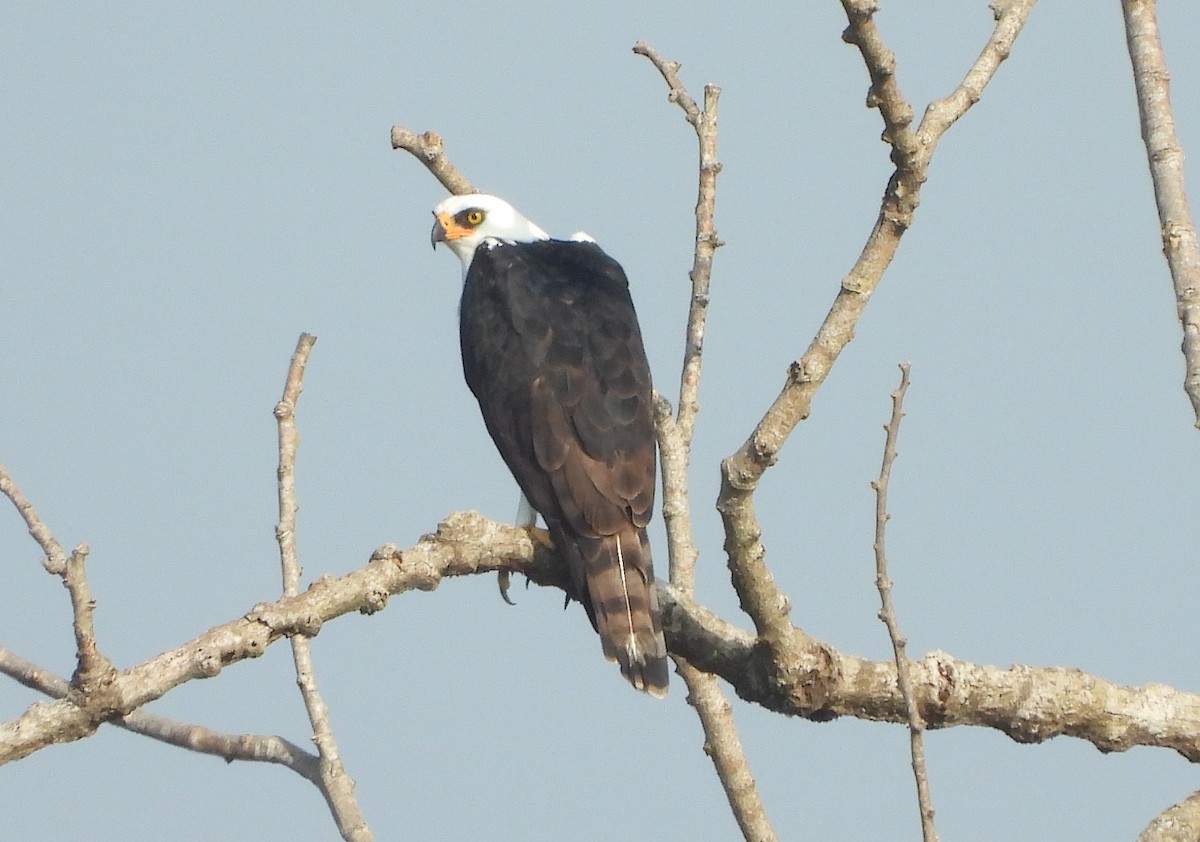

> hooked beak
[431,211,471,250]
[431,213,447,250]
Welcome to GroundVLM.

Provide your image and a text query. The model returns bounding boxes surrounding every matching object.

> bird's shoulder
[471,238,628,293]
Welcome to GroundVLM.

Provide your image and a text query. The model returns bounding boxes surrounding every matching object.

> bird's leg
[500,493,553,604]
[516,494,552,554]
[516,492,537,529]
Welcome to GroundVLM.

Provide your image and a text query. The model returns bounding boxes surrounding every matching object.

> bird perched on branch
[431,193,668,697]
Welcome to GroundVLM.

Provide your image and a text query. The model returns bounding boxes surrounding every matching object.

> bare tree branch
[652,395,700,596]
[715,0,1035,651]
[665,596,1200,762]
[677,660,776,842]
[3,508,1199,765]
[4,343,362,803]
[635,43,774,842]
[840,1,918,166]
[871,364,937,842]
[389,128,477,195]
[1139,791,1200,842]
[274,334,372,842]
[632,39,721,591]
[0,645,321,783]
[0,511,549,765]
[1121,0,1200,428]
[0,462,68,574]
[922,2,1035,144]
[1,463,117,703]
[62,543,114,689]
[276,334,315,598]
[632,41,722,447]
[0,461,324,781]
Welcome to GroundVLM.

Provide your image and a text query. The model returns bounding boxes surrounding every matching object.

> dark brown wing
[459,239,667,696]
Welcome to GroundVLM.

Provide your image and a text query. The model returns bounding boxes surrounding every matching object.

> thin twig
[632,41,723,447]
[635,43,774,842]
[389,128,477,195]
[0,645,321,783]
[274,334,372,842]
[276,334,314,597]
[633,38,720,590]
[871,364,936,842]
[631,42,701,126]
[0,462,68,574]
[62,543,114,688]
[1120,0,1200,428]
[0,465,114,694]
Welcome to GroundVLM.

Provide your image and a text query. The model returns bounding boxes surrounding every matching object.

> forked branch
[273,334,372,842]
[715,0,1036,650]
[0,645,321,783]
[634,42,773,842]
[4,506,1200,765]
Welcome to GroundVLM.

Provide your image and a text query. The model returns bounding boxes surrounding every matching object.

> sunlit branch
[634,42,772,842]
[1121,0,1200,428]
[871,364,937,842]
[0,645,321,783]
[715,0,1036,650]
[1139,790,1200,842]
[390,128,477,195]
[274,334,373,842]
[0,462,68,574]
[4,508,1199,766]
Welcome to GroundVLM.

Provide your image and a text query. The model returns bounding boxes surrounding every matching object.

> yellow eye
[465,209,485,226]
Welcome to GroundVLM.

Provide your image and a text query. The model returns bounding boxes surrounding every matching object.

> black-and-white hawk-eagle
[431,193,668,698]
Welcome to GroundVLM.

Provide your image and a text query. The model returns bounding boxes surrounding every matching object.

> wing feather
[458,239,667,696]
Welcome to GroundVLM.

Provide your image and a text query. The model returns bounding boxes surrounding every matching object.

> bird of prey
[431,193,668,697]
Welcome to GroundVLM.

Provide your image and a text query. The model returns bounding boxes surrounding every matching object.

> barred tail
[578,527,668,698]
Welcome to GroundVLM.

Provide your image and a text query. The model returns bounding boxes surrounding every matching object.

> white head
[431,194,550,272]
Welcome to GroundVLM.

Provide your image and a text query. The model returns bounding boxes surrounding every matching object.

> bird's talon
[498,570,516,605]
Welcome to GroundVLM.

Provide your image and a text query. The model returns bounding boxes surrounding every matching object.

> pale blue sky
[3,3,1199,840]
